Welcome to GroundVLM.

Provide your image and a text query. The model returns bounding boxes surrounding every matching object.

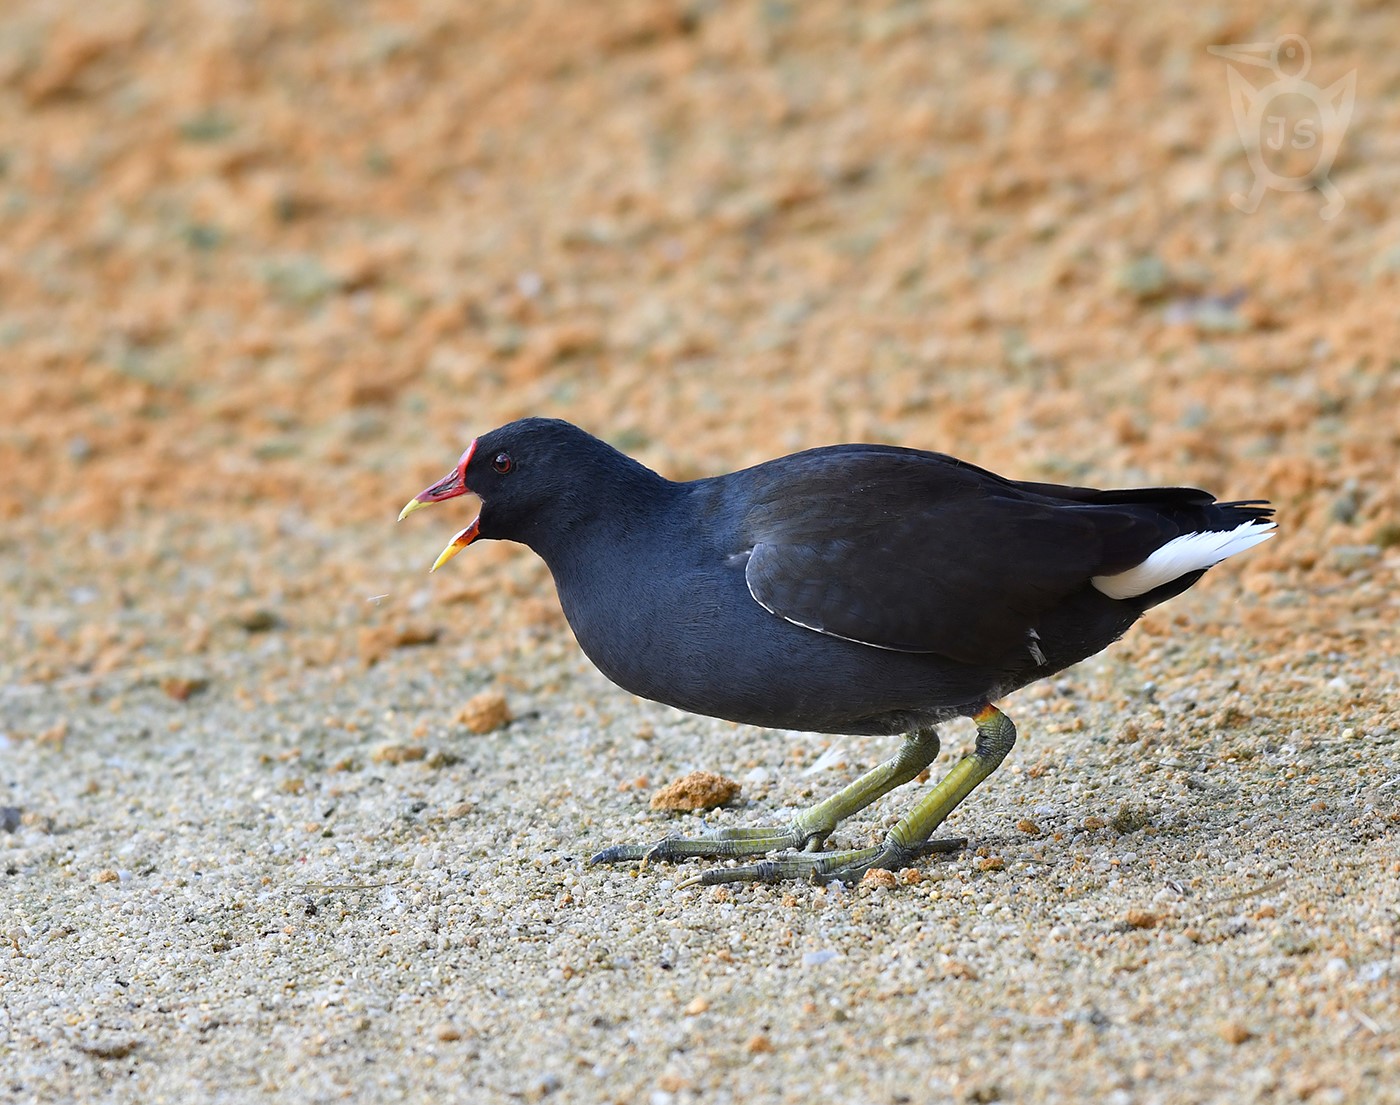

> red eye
[492,452,513,474]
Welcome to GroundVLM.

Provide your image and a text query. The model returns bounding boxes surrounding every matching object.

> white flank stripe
[1091,520,1276,600]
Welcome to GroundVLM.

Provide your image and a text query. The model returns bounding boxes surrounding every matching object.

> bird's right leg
[590,726,948,867]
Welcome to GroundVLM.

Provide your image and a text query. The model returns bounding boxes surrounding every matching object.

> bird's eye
[492,452,513,474]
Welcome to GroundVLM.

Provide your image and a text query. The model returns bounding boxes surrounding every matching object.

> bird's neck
[518,458,679,572]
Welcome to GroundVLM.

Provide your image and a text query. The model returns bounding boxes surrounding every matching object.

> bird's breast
[551,546,742,705]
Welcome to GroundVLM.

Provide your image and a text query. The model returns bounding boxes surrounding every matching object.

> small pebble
[456,690,512,734]
[370,744,427,764]
[160,676,209,701]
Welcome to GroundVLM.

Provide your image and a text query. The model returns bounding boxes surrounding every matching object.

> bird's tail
[1090,501,1276,602]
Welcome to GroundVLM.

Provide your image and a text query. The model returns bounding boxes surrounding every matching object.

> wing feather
[737,449,1179,665]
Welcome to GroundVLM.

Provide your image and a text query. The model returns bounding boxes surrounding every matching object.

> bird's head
[398,418,656,571]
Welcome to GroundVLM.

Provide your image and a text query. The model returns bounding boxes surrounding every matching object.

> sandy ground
[3,2,1398,1102]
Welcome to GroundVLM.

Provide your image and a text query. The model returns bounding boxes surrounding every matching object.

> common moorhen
[401,418,1274,885]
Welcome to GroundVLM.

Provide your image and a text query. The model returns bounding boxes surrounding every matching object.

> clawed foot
[591,708,1010,889]
[590,827,966,887]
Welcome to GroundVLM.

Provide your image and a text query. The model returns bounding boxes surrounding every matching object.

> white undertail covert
[1090,520,1276,600]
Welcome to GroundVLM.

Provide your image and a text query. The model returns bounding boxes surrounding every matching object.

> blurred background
[4,5,1398,1101]
[2,0,1396,687]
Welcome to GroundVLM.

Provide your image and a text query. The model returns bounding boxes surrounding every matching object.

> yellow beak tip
[398,498,428,522]
[430,543,464,573]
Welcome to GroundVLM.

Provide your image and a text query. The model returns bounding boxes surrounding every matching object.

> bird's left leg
[679,703,1016,887]
[589,726,944,867]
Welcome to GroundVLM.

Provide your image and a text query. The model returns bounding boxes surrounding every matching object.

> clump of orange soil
[650,770,742,812]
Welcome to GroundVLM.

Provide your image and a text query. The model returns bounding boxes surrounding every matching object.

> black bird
[400,418,1273,885]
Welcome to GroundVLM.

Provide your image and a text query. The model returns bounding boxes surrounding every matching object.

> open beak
[398,440,481,571]
[430,518,481,572]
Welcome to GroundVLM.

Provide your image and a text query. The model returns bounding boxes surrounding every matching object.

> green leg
[590,726,944,867]
[677,703,1016,887]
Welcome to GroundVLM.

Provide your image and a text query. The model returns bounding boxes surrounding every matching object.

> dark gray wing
[739,448,1152,665]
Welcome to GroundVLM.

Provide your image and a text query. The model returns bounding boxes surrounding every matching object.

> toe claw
[679,859,784,888]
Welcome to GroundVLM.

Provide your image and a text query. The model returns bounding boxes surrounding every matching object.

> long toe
[588,842,654,865]
[589,823,810,867]
[678,835,969,888]
[678,845,884,888]
[809,836,968,883]
[906,837,968,857]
